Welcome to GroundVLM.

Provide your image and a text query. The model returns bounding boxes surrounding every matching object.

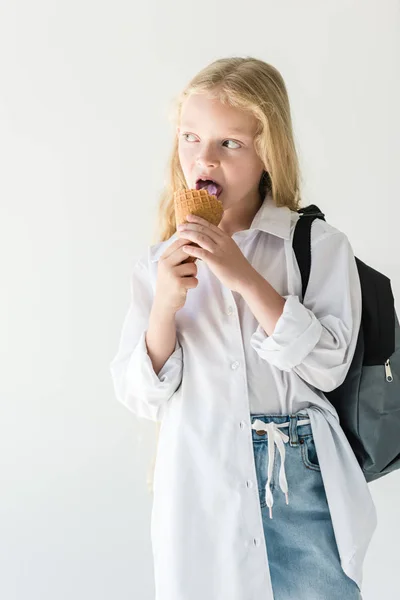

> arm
[240,230,361,392]
[146,303,178,376]
[236,269,286,336]
[110,259,183,421]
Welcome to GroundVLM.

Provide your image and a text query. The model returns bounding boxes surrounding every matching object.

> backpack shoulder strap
[293,205,326,300]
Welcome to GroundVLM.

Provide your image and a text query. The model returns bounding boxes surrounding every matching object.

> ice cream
[174,188,224,263]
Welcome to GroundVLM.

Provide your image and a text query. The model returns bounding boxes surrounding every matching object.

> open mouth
[195,178,223,199]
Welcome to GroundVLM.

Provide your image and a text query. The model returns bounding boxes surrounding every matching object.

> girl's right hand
[153,238,199,315]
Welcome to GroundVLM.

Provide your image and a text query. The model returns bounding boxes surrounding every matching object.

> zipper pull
[385,359,393,383]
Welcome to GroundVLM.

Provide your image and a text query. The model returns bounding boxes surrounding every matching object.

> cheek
[227,159,253,179]
[178,145,193,173]
[236,155,264,178]
[225,158,264,189]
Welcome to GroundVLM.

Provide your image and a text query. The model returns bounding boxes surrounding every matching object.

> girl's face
[177,93,266,207]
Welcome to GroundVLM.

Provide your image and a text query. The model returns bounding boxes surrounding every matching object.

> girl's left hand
[177,214,256,293]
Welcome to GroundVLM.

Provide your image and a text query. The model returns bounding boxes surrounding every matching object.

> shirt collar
[149,192,292,263]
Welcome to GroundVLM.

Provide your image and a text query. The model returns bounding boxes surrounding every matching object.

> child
[110,57,377,600]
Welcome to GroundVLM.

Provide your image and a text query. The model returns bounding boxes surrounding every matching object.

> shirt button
[246,480,253,488]
[239,421,245,429]
[253,538,260,547]
[227,305,234,316]
[231,361,240,370]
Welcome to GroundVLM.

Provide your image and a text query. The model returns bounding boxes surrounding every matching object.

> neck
[218,192,264,236]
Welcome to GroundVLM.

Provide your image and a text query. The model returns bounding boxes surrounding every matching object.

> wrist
[236,265,260,296]
[151,300,177,322]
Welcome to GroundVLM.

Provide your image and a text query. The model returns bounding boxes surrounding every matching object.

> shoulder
[290,208,352,249]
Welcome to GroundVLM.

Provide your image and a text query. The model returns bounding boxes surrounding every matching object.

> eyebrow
[181,125,252,137]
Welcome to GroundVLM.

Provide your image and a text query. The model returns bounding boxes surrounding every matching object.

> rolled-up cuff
[125,330,183,397]
[250,295,323,371]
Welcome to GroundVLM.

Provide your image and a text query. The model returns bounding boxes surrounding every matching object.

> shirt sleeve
[109,258,183,421]
[250,230,361,392]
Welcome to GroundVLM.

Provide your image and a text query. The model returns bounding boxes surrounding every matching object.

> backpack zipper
[385,359,393,382]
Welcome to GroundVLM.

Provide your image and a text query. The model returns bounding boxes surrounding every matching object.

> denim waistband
[250,412,311,446]
[249,411,312,519]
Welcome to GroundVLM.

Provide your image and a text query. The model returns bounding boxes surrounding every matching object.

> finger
[185,215,225,239]
[161,238,191,263]
[175,261,198,277]
[178,230,217,253]
[182,244,207,261]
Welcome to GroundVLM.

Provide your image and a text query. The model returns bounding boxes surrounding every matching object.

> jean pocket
[299,434,321,471]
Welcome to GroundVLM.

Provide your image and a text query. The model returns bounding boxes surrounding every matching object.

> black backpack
[293,205,400,482]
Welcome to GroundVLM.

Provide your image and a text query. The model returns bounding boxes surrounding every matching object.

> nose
[196,144,220,168]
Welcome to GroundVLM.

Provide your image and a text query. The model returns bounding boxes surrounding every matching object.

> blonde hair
[147,56,303,493]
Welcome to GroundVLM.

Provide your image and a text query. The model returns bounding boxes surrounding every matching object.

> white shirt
[110,192,377,600]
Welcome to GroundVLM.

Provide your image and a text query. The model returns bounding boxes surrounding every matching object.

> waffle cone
[174,188,224,263]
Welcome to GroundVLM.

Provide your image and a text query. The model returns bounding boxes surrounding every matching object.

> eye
[182,133,241,149]
[182,133,197,142]
[223,139,241,149]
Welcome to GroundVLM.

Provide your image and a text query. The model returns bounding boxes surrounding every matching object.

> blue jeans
[251,412,362,600]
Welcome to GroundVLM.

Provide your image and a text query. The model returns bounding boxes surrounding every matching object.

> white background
[1,1,399,598]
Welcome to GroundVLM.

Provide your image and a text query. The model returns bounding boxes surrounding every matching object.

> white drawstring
[251,418,310,519]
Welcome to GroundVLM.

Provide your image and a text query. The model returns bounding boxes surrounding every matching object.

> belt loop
[289,414,299,446]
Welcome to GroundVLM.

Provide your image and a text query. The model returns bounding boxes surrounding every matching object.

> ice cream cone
[174,188,224,263]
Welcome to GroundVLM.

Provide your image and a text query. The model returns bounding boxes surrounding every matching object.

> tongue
[197,180,219,196]
[206,183,218,196]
